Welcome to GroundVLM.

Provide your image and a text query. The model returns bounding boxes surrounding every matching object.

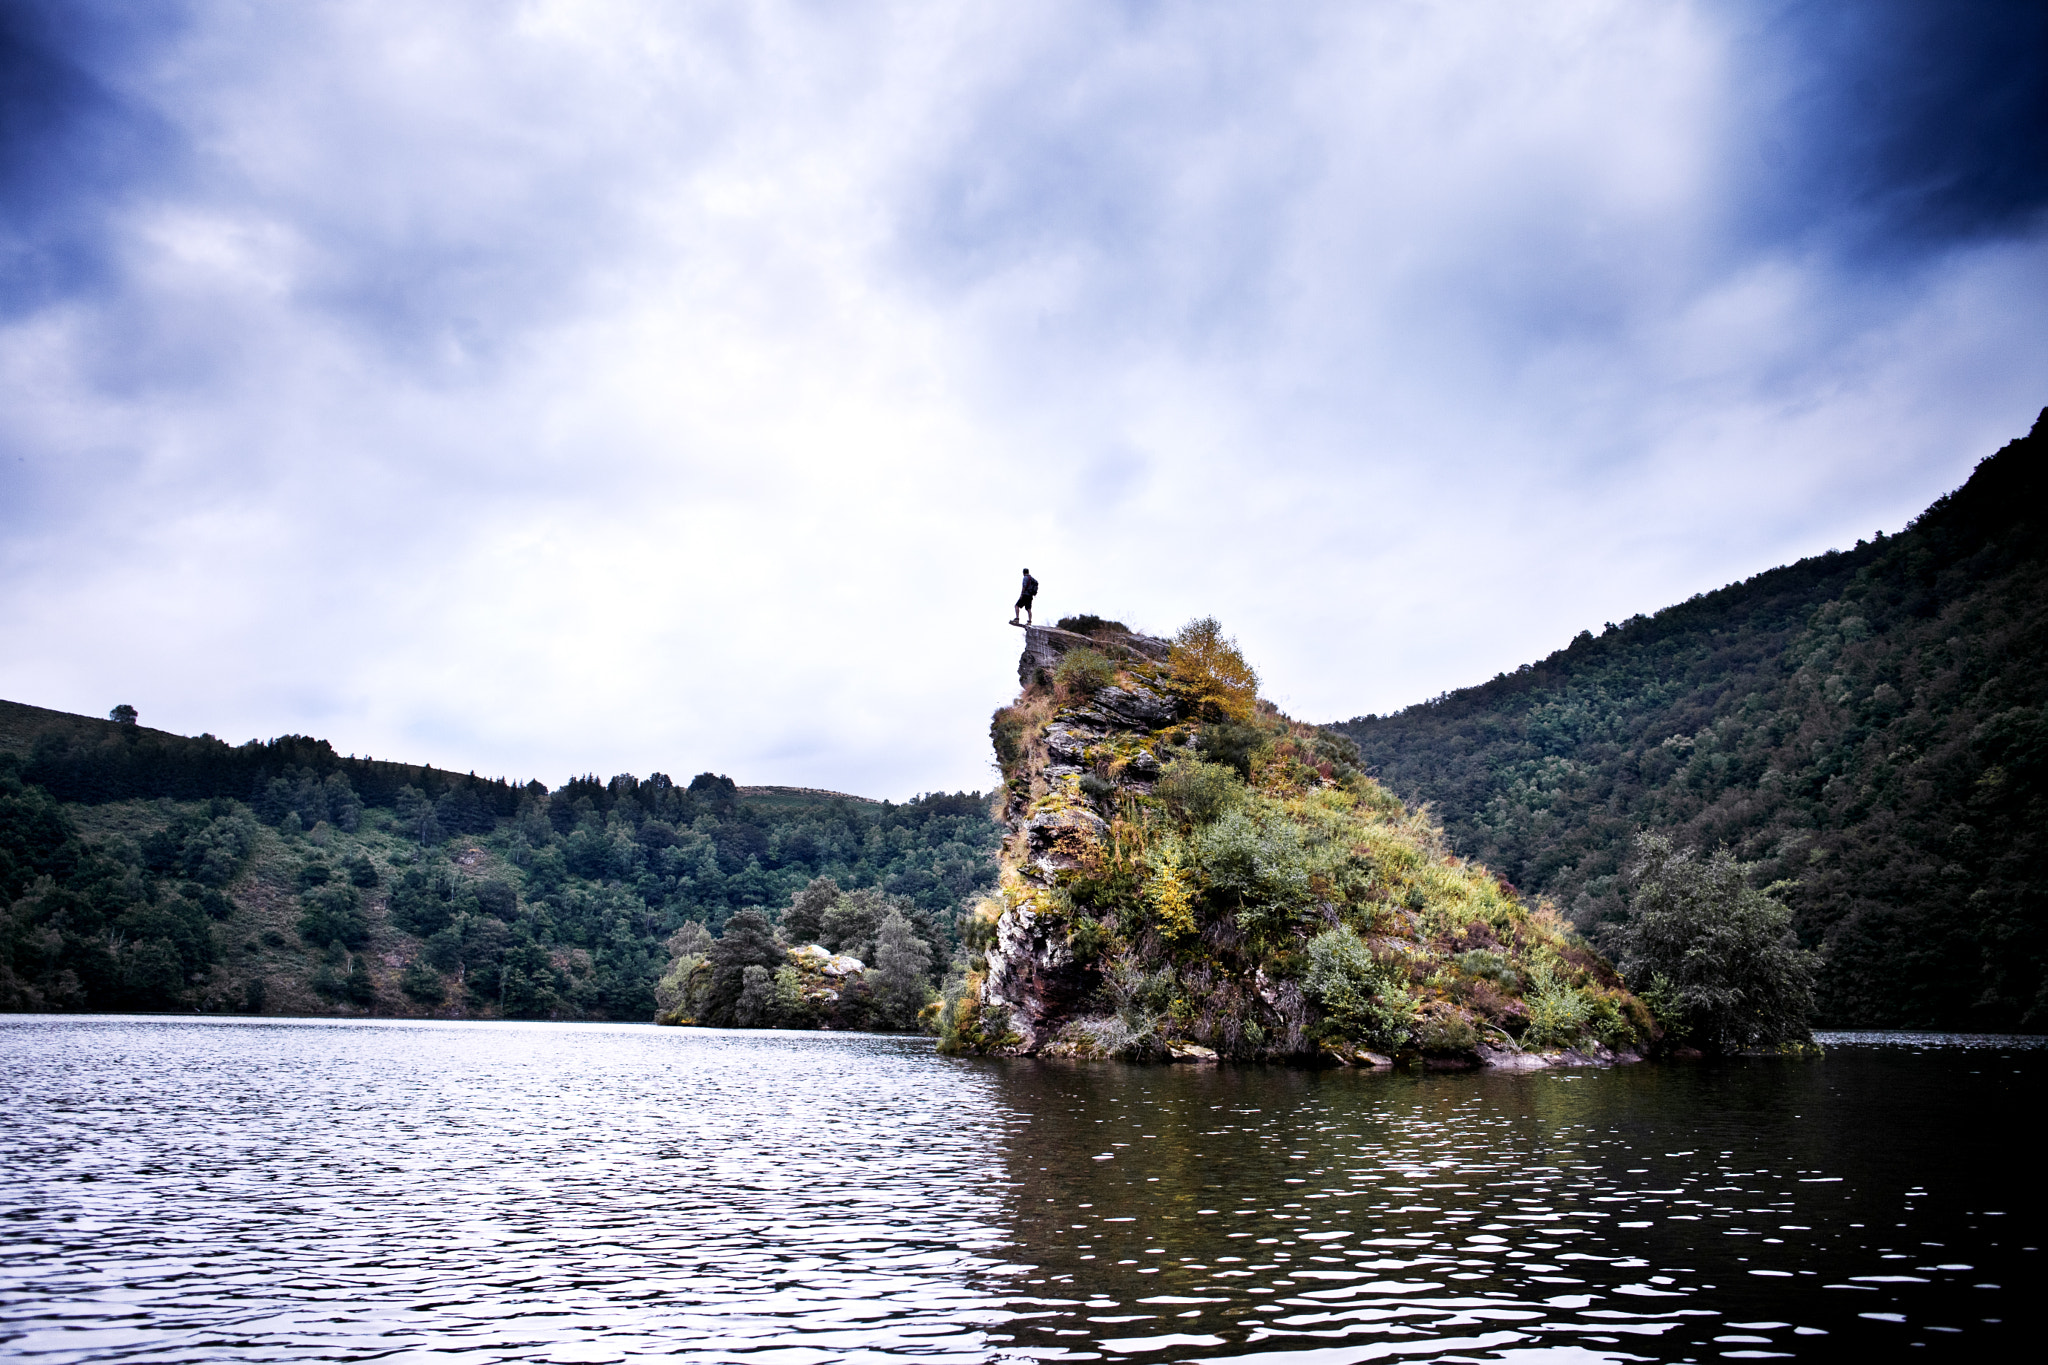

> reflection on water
[0,1019,2035,1362]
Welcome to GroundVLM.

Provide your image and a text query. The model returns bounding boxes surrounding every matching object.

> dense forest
[1331,410,2048,1030]
[0,701,999,1020]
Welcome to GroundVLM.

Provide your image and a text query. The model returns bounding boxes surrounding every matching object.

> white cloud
[2,1,2043,795]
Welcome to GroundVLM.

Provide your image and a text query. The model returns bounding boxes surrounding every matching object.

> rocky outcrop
[949,617,1654,1069]
[1016,623,1171,688]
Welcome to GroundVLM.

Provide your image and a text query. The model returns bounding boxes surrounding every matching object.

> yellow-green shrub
[1169,617,1259,721]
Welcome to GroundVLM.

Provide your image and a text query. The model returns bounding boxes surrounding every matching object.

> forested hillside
[0,704,998,1019]
[1331,410,2048,1030]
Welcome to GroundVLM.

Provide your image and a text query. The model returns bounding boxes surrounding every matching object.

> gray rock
[1092,684,1177,728]
[1044,720,1105,767]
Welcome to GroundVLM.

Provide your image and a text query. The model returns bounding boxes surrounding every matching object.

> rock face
[946,618,1655,1069]
[1016,623,1170,688]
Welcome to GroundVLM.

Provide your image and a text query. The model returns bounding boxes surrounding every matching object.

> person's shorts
[1016,595,1036,609]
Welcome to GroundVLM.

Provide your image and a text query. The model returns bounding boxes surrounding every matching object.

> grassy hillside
[0,708,998,1019]
[1331,409,2048,1029]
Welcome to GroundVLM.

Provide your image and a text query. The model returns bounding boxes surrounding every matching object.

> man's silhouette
[1011,568,1039,625]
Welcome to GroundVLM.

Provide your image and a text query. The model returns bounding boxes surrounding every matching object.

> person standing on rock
[1011,568,1039,626]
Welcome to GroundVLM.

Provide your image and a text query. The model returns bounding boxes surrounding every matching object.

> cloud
[1,1,2043,797]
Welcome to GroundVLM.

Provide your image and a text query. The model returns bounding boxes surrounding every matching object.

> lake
[0,1019,2036,1363]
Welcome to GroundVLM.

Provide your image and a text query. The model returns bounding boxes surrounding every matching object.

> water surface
[1,1018,2035,1362]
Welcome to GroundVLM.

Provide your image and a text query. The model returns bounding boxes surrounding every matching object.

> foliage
[1144,843,1198,938]
[936,968,1019,1054]
[779,875,838,945]
[297,885,369,950]
[1168,617,1260,721]
[1054,647,1118,698]
[0,696,1001,1019]
[400,955,445,1004]
[1153,755,1240,825]
[1190,806,1312,943]
[1301,926,1413,1052]
[1331,412,2048,1027]
[653,922,715,1024]
[1196,720,1268,778]
[1601,832,1819,1052]
[1522,969,1594,1049]
[701,909,784,1026]
[871,908,934,1030]
[1410,1000,1481,1054]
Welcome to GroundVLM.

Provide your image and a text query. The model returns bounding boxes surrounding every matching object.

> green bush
[1067,915,1109,963]
[1454,948,1521,991]
[1055,647,1117,697]
[1197,720,1267,778]
[1192,806,1312,939]
[1154,755,1240,826]
[990,710,1028,775]
[1301,925,1413,1050]
[1410,1001,1480,1054]
[401,956,445,1004]
[297,884,369,949]
[1524,971,1592,1048]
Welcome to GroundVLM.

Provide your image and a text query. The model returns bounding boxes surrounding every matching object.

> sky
[2,1,2044,800]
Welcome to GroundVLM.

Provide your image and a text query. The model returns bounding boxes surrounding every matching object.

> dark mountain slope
[1330,410,2048,1029]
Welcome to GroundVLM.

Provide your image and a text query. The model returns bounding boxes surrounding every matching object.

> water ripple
[0,1019,2033,1362]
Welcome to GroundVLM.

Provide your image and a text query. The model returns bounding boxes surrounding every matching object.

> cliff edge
[940,617,1652,1067]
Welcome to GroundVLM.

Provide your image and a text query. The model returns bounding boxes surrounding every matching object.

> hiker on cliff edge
[1011,568,1039,626]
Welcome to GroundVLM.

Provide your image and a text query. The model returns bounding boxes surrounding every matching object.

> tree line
[0,725,999,1019]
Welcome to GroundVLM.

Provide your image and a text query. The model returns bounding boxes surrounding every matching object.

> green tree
[345,953,376,1007]
[394,786,443,847]
[819,887,897,962]
[780,875,839,945]
[703,909,783,1025]
[1601,832,1818,1052]
[108,704,137,726]
[297,885,369,949]
[734,963,775,1026]
[871,908,933,1030]
[653,922,714,1025]
[401,956,445,1004]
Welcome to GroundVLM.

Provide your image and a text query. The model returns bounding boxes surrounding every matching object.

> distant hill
[0,700,997,1019]
[1330,409,2048,1030]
